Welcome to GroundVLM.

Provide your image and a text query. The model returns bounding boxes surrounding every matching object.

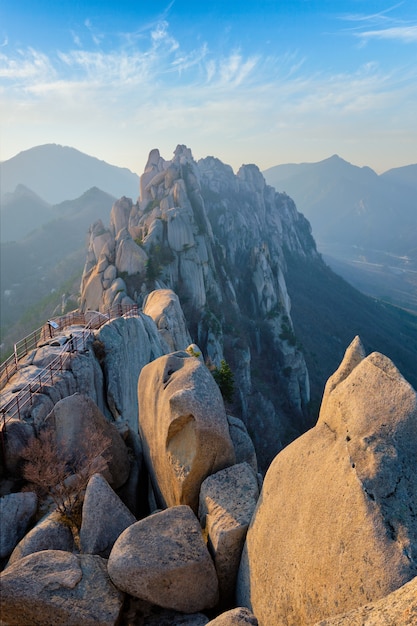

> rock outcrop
[108,505,219,613]
[0,492,37,559]
[80,145,317,470]
[207,607,258,626]
[96,313,166,429]
[79,473,136,557]
[45,393,130,489]
[0,550,124,625]
[143,288,192,351]
[199,462,259,603]
[138,351,235,512]
[237,339,417,625]
[7,510,74,566]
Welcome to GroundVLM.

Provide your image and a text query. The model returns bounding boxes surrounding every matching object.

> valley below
[320,242,417,313]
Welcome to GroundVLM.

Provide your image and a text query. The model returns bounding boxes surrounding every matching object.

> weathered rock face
[0,550,124,626]
[79,145,318,470]
[45,393,130,489]
[199,463,259,604]
[143,288,192,352]
[227,415,258,474]
[313,575,417,625]
[97,313,167,429]
[7,510,74,566]
[138,351,235,512]
[108,505,219,613]
[0,492,37,559]
[79,473,136,558]
[237,339,417,625]
[207,607,258,626]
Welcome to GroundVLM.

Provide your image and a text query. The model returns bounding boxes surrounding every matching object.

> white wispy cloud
[341,3,405,24]
[340,3,417,44]
[1,15,416,172]
[0,48,55,81]
[356,25,417,43]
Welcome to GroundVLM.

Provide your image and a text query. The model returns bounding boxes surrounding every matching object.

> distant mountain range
[0,144,140,206]
[0,187,116,353]
[1,145,416,365]
[263,155,417,311]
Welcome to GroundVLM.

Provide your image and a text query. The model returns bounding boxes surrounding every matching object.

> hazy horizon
[1,1,416,175]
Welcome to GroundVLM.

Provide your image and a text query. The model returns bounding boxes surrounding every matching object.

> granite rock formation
[138,351,236,512]
[237,338,417,625]
[80,145,317,469]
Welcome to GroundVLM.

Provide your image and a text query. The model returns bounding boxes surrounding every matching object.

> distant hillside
[1,184,52,242]
[0,144,140,205]
[285,253,417,409]
[0,187,116,354]
[263,155,416,254]
[263,156,417,311]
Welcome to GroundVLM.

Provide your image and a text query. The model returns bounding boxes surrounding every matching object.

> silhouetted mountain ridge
[0,144,140,205]
[264,155,417,311]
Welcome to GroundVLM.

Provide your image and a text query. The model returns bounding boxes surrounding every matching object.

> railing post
[0,414,7,477]
[16,395,21,420]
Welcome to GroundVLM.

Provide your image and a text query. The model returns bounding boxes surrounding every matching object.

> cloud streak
[356,25,417,43]
[1,12,416,173]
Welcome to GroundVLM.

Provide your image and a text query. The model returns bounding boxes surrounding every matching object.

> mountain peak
[1,144,140,204]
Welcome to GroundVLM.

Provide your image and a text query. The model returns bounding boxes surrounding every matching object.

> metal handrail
[0,304,140,389]
[0,329,96,423]
[0,304,141,427]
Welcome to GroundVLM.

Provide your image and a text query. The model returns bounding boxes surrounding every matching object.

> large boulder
[80,473,136,558]
[138,351,235,512]
[45,393,130,489]
[0,492,37,559]
[314,575,417,625]
[108,505,219,613]
[237,341,417,625]
[7,510,74,566]
[143,288,192,352]
[199,463,259,603]
[97,314,166,430]
[0,550,124,625]
[1,418,35,476]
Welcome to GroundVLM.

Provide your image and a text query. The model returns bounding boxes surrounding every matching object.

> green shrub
[212,359,235,404]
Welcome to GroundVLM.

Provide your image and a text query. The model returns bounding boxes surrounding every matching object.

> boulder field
[1,312,416,626]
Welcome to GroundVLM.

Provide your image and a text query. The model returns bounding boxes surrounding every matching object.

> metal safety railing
[0,304,140,390]
[0,303,140,426]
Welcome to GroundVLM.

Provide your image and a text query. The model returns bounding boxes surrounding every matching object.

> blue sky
[1,0,416,174]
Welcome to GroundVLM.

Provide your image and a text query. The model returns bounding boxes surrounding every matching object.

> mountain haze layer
[0,144,140,205]
[0,188,116,354]
[264,156,417,311]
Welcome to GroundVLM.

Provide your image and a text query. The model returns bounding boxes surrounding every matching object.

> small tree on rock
[212,359,235,404]
[21,424,111,543]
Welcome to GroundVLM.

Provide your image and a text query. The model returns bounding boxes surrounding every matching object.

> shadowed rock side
[237,337,417,625]
[80,145,317,470]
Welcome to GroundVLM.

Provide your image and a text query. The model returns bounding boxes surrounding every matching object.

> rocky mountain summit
[0,311,416,624]
[1,145,416,624]
[80,145,317,468]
